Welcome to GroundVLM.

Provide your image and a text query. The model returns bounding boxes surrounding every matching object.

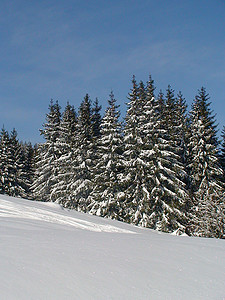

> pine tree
[0,127,10,195]
[6,128,17,196]
[7,128,27,197]
[139,80,187,232]
[32,100,61,201]
[89,91,124,220]
[0,127,30,198]
[187,88,224,238]
[50,102,77,206]
[175,92,189,166]
[123,76,147,224]
[220,126,225,183]
[68,94,94,211]
[165,86,176,137]
[21,142,35,199]
[156,89,165,116]
[164,86,189,158]
[175,92,191,216]
[91,98,102,138]
[133,75,158,226]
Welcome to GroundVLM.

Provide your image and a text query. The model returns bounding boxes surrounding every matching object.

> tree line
[0,75,224,238]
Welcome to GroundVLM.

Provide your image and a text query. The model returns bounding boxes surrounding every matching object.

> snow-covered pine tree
[20,142,35,199]
[32,100,61,201]
[91,98,102,138]
[0,128,29,198]
[89,91,124,220]
[68,94,94,211]
[164,86,189,156]
[175,92,189,168]
[220,126,225,183]
[8,129,29,197]
[187,88,224,238]
[139,80,187,233]
[133,75,157,226]
[50,102,77,207]
[6,128,18,196]
[90,97,102,199]
[0,127,10,195]
[122,76,147,224]
[156,89,165,116]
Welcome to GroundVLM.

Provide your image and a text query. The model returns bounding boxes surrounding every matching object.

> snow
[0,195,225,300]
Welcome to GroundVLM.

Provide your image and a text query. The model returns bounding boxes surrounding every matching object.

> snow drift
[0,195,224,299]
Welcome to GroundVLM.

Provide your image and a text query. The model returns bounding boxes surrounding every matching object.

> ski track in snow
[0,198,135,234]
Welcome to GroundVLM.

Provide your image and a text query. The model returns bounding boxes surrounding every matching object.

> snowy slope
[0,195,224,300]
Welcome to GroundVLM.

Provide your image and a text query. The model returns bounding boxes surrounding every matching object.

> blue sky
[0,0,224,143]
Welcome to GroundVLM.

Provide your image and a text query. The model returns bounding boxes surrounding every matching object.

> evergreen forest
[1,76,224,238]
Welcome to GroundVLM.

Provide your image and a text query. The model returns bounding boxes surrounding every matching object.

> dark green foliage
[187,88,224,238]
[68,94,94,211]
[78,94,92,141]
[1,76,224,238]
[220,126,225,182]
[146,84,187,232]
[123,76,147,224]
[0,127,35,198]
[50,102,77,206]
[21,142,35,199]
[89,91,124,220]
[32,99,62,201]
[91,98,102,138]
[0,127,11,195]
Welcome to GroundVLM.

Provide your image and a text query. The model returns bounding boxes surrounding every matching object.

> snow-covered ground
[0,195,224,300]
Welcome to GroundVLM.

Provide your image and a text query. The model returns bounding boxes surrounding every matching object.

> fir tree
[165,86,176,137]
[175,91,189,166]
[6,128,17,196]
[123,76,147,224]
[0,128,30,198]
[8,128,27,197]
[133,75,158,226]
[139,80,187,232]
[220,126,225,183]
[32,100,61,201]
[91,98,102,138]
[50,102,77,206]
[89,91,124,220]
[0,127,10,195]
[187,88,224,238]
[68,94,94,211]
[21,142,35,199]
[156,89,165,116]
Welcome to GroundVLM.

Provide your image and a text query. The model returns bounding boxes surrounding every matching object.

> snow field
[0,195,225,300]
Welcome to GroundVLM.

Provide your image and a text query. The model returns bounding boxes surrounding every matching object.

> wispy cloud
[0,0,224,141]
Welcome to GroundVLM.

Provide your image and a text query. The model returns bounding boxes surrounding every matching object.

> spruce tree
[8,128,27,197]
[68,94,94,211]
[140,80,187,232]
[175,91,189,167]
[21,142,35,199]
[6,128,17,196]
[220,126,225,183]
[123,76,147,224]
[50,102,77,206]
[133,75,158,226]
[0,127,30,198]
[32,100,61,201]
[164,86,189,159]
[156,89,165,116]
[91,98,102,138]
[0,127,10,195]
[187,88,224,238]
[89,91,124,220]
[165,86,176,138]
